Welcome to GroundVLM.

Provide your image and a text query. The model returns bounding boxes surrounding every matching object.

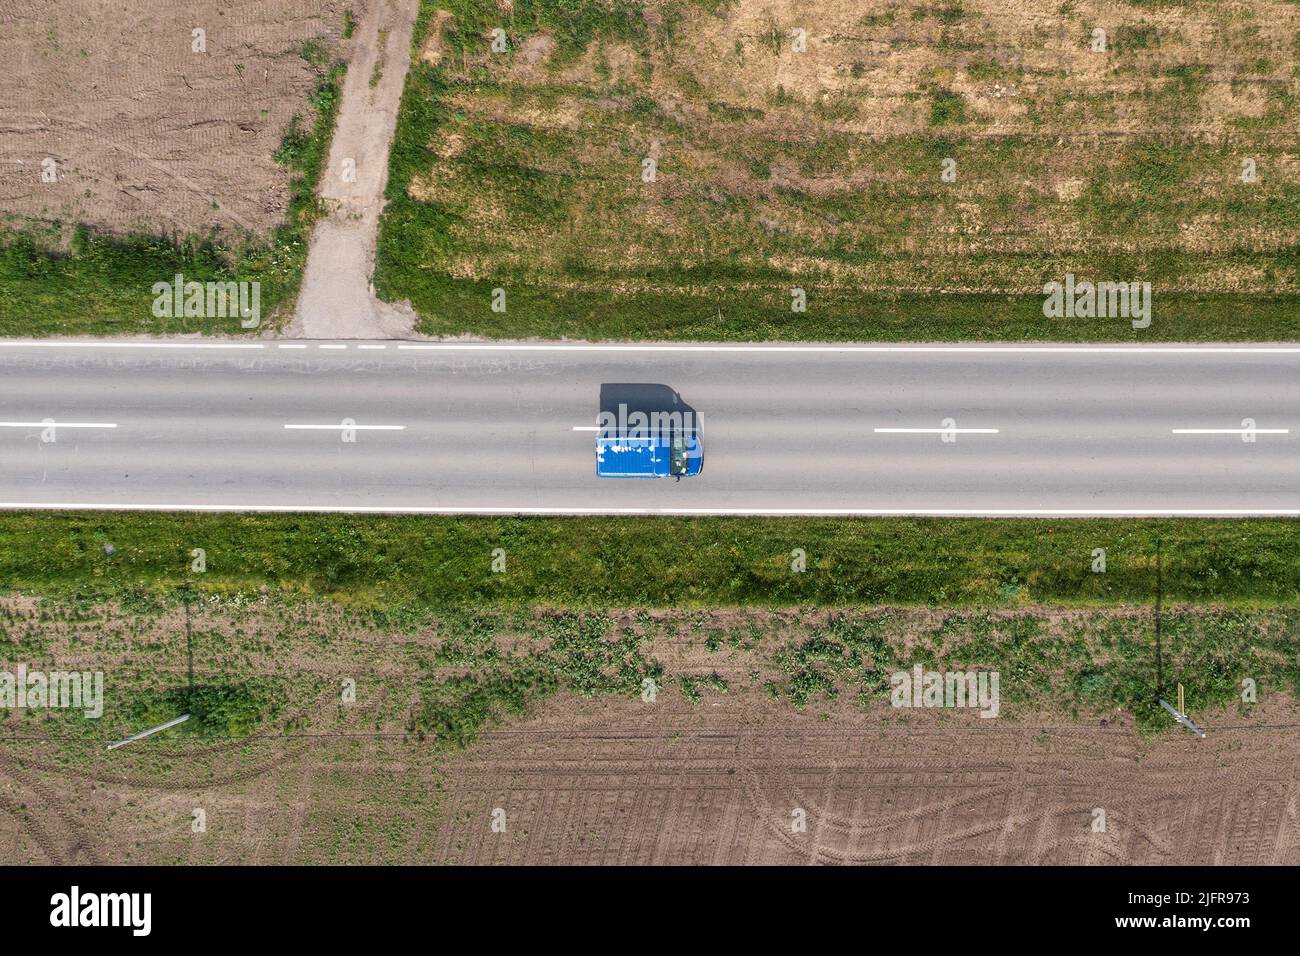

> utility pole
[183,581,194,703]
[1153,539,1205,738]
[1154,537,1163,699]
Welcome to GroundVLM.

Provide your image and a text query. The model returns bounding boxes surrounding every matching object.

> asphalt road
[1,340,1298,515]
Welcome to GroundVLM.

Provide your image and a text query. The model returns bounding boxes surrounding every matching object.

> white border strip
[0,503,1296,516]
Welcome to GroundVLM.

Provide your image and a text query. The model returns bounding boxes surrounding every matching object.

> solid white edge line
[3,341,1300,354]
[393,344,1300,354]
[0,342,268,349]
[0,503,1297,516]
[0,422,117,428]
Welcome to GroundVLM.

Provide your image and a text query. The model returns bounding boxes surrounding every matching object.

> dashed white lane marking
[284,424,406,431]
[1172,428,1289,435]
[0,503,1297,516]
[318,344,348,350]
[357,345,388,350]
[874,427,999,434]
[278,344,308,349]
[0,421,117,428]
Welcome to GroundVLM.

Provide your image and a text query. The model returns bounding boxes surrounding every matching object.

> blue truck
[595,404,703,478]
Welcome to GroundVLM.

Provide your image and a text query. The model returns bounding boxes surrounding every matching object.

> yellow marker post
[1160,684,1205,738]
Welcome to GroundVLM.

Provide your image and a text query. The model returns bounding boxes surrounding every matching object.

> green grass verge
[4,599,1296,743]
[371,264,1300,341]
[2,514,1296,610]
[3,511,1295,747]
[762,608,1300,731]
[0,60,345,337]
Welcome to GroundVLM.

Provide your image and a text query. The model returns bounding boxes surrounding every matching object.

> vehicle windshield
[670,433,688,475]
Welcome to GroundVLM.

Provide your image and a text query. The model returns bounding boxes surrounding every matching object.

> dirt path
[289,0,419,339]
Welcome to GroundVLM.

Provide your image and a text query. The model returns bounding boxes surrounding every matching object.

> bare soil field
[2,596,1295,864]
[432,692,1300,865]
[5,687,1296,865]
[0,0,361,242]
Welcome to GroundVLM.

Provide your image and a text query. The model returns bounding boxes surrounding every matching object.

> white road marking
[395,344,1300,355]
[1172,428,1289,435]
[284,424,406,430]
[319,344,348,350]
[875,427,999,434]
[571,426,600,431]
[0,341,266,349]
[0,503,1297,516]
[3,340,1300,355]
[358,344,388,350]
[277,344,308,349]
[0,421,117,429]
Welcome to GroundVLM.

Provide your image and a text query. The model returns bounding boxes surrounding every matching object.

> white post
[107,714,191,750]
[1158,698,1205,739]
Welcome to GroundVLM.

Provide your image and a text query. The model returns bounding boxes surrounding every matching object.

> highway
[0,339,1298,515]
